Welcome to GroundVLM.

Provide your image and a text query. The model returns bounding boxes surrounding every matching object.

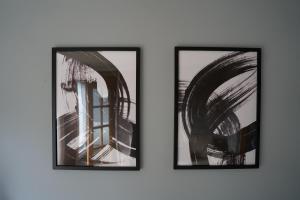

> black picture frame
[52,47,140,170]
[174,47,261,169]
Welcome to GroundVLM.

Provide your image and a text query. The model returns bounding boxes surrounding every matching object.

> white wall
[0,0,299,200]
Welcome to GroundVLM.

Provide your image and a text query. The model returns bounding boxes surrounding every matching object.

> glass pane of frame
[174,47,261,169]
[53,47,140,170]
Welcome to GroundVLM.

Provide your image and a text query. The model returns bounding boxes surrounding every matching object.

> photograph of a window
[52,47,140,170]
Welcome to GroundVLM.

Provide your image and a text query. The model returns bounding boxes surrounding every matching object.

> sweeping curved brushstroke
[178,51,258,166]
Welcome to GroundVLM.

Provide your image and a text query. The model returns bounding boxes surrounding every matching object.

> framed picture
[52,47,140,170]
[174,47,261,169]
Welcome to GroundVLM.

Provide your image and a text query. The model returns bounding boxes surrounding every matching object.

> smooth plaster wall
[0,0,299,200]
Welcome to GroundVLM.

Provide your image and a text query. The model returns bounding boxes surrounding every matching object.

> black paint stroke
[180,52,258,165]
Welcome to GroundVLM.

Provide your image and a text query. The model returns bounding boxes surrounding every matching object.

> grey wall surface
[0,0,299,199]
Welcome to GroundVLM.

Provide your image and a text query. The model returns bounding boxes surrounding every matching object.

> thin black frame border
[52,47,141,171]
[174,46,261,169]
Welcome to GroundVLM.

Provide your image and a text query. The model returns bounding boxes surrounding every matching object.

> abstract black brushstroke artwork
[174,47,261,169]
[52,47,140,170]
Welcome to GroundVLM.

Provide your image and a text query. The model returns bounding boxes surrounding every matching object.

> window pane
[103,97,109,106]
[103,107,109,125]
[103,127,109,145]
[92,128,101,148]
[93,89,101,106]
[93,108,101,127]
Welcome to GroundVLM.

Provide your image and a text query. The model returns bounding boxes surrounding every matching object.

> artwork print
[174,47,261,169]
[52,47,140,170]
